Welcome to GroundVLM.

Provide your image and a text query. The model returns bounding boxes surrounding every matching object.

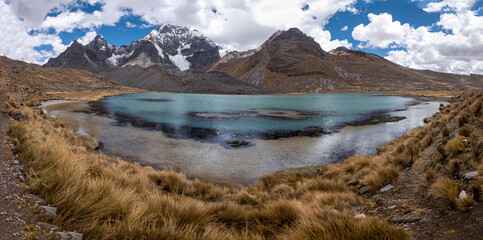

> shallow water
[42,93,445,185]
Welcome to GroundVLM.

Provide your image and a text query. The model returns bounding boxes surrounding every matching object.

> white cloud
[352,11,483,74]
[341,25,348,31]
[125,21,136,28]
[77,31,98,45]
[1,0,357,63]
[352,13,411,48]
[4,0,481,76]
[0,1,66,63]
[424,0,475,13]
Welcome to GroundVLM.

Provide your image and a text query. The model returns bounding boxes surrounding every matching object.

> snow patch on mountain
[108,50,133,66]
[169,47,191,71]
[154,44,164,58]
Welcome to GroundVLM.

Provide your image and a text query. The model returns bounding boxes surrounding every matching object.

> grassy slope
[1,56,481,239]
[0,56,141,103]
[5,105,408,239]
[4,90,482,238]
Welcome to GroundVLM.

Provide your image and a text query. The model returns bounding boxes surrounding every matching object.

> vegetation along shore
[0,57,481,239]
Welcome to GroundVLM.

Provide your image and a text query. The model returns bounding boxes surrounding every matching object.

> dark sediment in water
[75,100,408,148]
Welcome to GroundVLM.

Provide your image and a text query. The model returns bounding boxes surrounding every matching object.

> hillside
[3,65,482,238]
[0,55,139,103]
[101,65,268,94]
[42,26,482,94]
[209,28,483,93]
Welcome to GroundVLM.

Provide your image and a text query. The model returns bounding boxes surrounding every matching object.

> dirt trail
[361,145,483,239]
[0,93,25,239]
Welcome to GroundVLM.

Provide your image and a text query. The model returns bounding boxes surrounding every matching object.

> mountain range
[44,24,482,94]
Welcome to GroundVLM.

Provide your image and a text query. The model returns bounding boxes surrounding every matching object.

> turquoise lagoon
[43,93,444,185]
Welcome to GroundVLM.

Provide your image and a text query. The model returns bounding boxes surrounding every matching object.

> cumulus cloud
[0,1,66,63]
[77,31,98,45]
[125,21,136,28]
[353,10,483,74]
[352,13,411,48]
[1,0,357,63]
[341,25,348,31]
[424,0,476,13]
[1,0,481,75]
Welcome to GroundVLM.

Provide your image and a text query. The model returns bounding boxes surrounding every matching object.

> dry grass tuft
[446,135,465,156]
[281,208,409,240]
[6,91,483,239]
[428,178,460,211]
[363,165,400,193]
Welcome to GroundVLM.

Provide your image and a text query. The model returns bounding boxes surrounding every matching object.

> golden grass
[5,91,483,239]
[7,109,408,239]
[446,135,465,156]
[428,178,460,211]
[363,165,400,193]
[280,208,408,240]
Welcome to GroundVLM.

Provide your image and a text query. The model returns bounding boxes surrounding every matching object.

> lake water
[42,93,445,185]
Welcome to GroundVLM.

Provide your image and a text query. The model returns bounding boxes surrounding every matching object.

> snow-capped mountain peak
[45,25,220,72]
[140,24,219,71]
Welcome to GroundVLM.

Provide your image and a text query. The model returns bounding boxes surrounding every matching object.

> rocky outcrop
[45,25,220,73]
[208,28,344,92]
[210,28,483,93]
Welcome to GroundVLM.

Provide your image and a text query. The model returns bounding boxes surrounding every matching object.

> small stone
[371,194,381,199]
[12,110,23,121]
[330,209,340,214]
[459,190,467,200]
[38,222,59,231]
[380,184,394,193]
[387,205,398,210]
[12,160,19,165]
[68,231,83,240]
[355,213,366,219]
[358,188,369,195]
[80,135,100,150]
[19,175,25,182]
[56,232,70,240]
[390,216,421,224]
[39,205,57,217]
[377,198,388,206]
[403,167,410,173]
[464,171,477,180]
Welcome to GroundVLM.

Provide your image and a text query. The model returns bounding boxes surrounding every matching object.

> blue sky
[54,0,441,56]
[1,0,482,74]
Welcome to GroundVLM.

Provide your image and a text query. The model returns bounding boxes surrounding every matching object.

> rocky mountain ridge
[45,24,220,73]
[210,28,482,92]
[44,25,482,93]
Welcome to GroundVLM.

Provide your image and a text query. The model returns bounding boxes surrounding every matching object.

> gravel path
[0,93,25,239]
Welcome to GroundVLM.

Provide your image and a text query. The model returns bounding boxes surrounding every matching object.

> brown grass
[5,90,483,239]
[363,165,400,193]
[6,109,408,239]
[429,178,460,211]
[446,135,465,156]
